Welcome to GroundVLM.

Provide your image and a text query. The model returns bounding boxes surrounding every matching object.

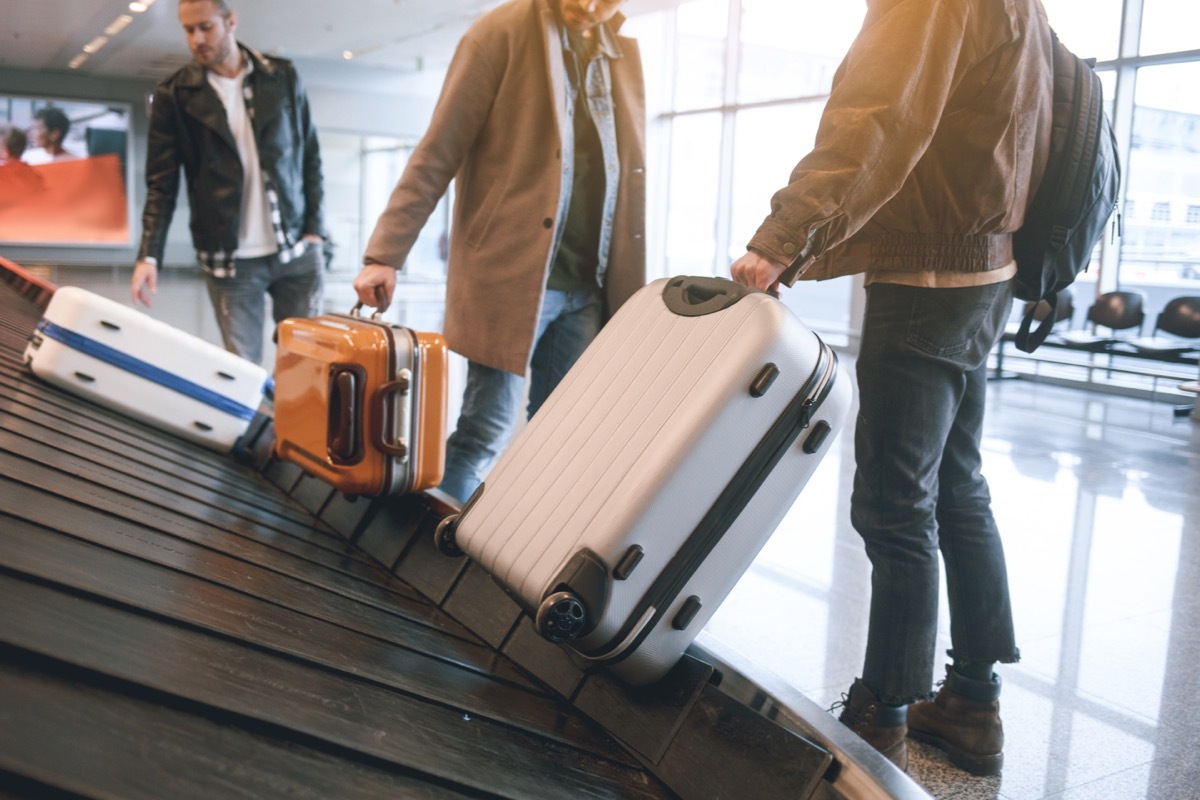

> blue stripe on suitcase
[36,319,262,421]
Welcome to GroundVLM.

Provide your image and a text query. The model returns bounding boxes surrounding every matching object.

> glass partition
[1138,0,1200,56]
[316,130,449,279]
[1119,62,1200,306]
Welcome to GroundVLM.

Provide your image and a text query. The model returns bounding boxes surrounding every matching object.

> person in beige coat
[354,0,646,503]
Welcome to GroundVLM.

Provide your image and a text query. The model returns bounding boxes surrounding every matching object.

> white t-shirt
[207,63,277,259]
[22,147,81,166]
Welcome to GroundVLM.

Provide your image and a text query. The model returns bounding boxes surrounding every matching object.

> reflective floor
[36,265,1200,800]
[707,374,1200,800]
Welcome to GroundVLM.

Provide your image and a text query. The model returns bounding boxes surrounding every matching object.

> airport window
[735,0,853,105]
[1121,60,1200,290]
[1138,0,1200,56]
[673,0,728,112]
[626,0,1198,345]
[662,112,724,278]
[317,131,449,280]
[1041,0,1123,61]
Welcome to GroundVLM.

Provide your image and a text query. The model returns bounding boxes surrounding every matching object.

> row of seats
[1012,289,1200,356]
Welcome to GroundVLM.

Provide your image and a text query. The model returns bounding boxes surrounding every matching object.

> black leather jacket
[138,44,325,266]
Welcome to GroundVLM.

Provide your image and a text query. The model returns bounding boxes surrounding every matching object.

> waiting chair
[1129,295,1200,357]
[1060,290,1145,351]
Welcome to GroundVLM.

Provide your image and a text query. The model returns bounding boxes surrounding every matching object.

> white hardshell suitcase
[23,286,271,453]
[436,276,851,685]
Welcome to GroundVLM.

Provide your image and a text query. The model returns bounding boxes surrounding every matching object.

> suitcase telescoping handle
[661,276,757,317]
[369,371,412,460]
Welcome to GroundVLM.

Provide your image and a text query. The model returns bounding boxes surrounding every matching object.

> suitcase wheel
[536,591,587,643]
[433,515,463,557]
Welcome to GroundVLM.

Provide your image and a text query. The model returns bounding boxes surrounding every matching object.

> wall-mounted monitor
[0,94,132,247]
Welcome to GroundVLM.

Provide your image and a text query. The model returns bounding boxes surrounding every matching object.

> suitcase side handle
[369,372,411,460]
[327,365,365,464]
[661,276,757,317]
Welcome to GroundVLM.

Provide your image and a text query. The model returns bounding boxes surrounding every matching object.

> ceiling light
[68,54,89,69]
[106,14,134,35]
[82,35,110,54]
[129,2,149,12]
[342,43,383,60]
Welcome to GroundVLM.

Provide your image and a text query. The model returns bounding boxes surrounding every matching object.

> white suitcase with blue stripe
[23,286,270,453]
[435,276,851,686]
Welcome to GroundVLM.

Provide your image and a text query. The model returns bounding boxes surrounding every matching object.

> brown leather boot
[907,665,1004,775]
[836,679,909,772]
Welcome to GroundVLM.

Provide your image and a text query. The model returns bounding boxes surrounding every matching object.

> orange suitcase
[273,305,449,497]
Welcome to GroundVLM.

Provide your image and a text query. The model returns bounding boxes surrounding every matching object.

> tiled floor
[34,265,1200,800]
[705,354,1200,800]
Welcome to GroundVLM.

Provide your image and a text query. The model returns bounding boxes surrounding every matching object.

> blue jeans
[438,288,603,503]
[204,243,324,365]
[852,280,1020,705]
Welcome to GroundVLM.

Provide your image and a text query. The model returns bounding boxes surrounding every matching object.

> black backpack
[1012,31,1121,353]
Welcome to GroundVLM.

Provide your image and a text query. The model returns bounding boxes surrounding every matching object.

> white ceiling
[1,0,507,95]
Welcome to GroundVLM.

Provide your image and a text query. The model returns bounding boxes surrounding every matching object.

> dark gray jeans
[204,243,324,365]
[852,279,1020,705]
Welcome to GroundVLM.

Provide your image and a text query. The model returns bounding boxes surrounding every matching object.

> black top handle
[661,276,759,317]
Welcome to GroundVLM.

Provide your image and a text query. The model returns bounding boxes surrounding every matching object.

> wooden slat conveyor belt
[0,263,929,800]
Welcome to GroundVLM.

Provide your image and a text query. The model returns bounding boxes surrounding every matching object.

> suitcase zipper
[577,340,840,666]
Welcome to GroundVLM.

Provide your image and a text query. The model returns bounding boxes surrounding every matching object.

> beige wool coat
[363,0,647,375]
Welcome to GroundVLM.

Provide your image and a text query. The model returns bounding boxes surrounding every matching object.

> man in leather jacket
[132,0,325,365]
[731,0,1054,776]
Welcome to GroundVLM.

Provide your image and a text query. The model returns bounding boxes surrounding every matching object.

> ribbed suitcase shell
[23,286,269,453]
[273,309,449,497]
[448,277,851,685]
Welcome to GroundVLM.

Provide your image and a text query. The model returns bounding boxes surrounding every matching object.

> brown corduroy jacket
[748,0,1054,284]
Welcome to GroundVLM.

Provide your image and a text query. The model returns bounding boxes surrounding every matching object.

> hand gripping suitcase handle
[661,276,757,317]
[349,286,389,317]
[369,371,411,460]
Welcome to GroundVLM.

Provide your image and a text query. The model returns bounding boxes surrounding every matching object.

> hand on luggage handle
[729,250,786,297]
[349,286,393,319]
[372,285,390,313]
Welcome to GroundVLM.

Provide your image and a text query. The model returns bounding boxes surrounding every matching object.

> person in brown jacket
[731,0,1054,775]
[353,0,646,503]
